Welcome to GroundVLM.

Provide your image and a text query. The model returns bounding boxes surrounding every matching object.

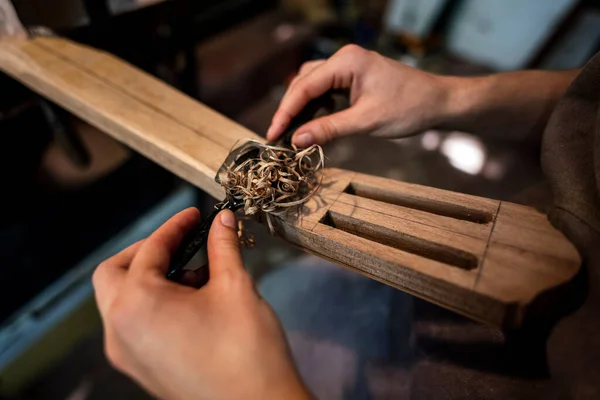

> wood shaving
[219,140,324,234]
[237,219,255,248]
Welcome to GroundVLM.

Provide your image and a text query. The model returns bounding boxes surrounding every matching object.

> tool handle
[270,89,348,147]
[166,208,218,284]
[166,201,242,284]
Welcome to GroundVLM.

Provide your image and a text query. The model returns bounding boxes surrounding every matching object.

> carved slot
[345,182,492,224]
[320,211,478,270]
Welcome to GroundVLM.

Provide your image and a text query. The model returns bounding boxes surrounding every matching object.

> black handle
[271,89,348,147]
[166,201,242,284]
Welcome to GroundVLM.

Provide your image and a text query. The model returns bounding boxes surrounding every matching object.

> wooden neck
[0,36,581,330]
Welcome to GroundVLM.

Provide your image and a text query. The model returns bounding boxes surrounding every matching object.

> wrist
[434,75,484,132]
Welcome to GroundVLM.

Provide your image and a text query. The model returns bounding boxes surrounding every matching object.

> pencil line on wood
[474,201,502,288]
[308,172,357,232]
[33,39,230,152]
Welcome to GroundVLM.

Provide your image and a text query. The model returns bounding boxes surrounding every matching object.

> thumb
[292,107,370,147]
[207,210,245,281]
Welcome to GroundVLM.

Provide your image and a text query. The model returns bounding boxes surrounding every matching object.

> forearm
[437,69,579,140]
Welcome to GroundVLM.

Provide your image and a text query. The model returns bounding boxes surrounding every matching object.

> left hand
[92,208,311,400]
[267,44,452,146]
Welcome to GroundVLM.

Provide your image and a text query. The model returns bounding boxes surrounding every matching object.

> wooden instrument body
[0,37,580,329]
[277,169,579,329]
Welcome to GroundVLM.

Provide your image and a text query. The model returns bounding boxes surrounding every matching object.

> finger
[285,60,326,92]
[267,58,352,142]
[129,207,201,279]
[108,240,145,270]
[297,59,325,78]
[93,240,144,292]
[292,105,371,146]
[93,241,143,315]
[276,60,327,126]
[206,210,245,281]
[286,60,327,98]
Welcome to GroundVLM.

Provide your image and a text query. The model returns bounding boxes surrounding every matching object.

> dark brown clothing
[261,53,600,400]
[542,50,600,399]
[411,52,600,400]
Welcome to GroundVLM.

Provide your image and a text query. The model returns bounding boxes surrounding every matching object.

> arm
[267,44,579,146]
[93,208,312,400]
[442,69,579,140]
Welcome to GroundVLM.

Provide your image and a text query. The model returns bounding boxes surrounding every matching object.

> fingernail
[294,132,314,148]
[220,210,237,229]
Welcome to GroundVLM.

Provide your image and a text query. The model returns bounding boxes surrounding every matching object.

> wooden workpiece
[0,36,255,199]
[0,36,580,330]
[275,169,579,329]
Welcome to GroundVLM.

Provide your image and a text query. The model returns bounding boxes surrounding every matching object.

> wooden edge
[474,202,581,325]
[0,37,261,199]
[274,215,510,328]
[276,168,582,329]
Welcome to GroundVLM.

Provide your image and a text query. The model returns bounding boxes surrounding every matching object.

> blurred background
[1,0,599,399]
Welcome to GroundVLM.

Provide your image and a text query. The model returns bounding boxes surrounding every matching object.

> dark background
[1,0,599,398]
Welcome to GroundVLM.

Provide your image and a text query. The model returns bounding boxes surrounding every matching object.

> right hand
[267,44,453,147]
[92,209,311,400]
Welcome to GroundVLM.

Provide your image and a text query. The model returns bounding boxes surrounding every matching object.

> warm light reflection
[482,158,506,180]
[421,131,441,151]
[440,133,486,175]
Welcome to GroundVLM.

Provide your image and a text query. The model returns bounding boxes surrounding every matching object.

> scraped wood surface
[0,36,260,198]
[0,36,581,329]
[277,169,581,329]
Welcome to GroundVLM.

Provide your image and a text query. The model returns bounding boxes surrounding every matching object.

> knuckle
[92,262,108,288]
[299,84,315,101]
[335,44,376,71]
[216,268,251,290]
[233,269,252,286]
[298,60,322,75]
[106,297,137,332]
[337,44,364,58]
[218,236,241,254]
[320,118,339,142]
[295,69,327,98]
[104,341,124,371]
[288,75,301,88]
[298,62,312,75]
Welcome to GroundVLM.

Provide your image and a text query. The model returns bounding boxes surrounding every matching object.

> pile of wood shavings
[220,140,324,234]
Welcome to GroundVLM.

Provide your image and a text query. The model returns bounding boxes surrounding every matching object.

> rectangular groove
[345,182,492,224]
[320,211,479,270]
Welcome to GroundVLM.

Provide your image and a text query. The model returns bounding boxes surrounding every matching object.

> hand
[92,208,311,400]
[267,44,452,147]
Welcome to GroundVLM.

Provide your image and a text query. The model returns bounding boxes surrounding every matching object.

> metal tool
[166,91,342,285]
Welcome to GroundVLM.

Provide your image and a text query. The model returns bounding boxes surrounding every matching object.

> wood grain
[276,169,581,329]
[0,36,581,329]
[0,36,260,198]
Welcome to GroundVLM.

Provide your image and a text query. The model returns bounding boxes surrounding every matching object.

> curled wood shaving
[237,219,255,248]
[219,140,324,234]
